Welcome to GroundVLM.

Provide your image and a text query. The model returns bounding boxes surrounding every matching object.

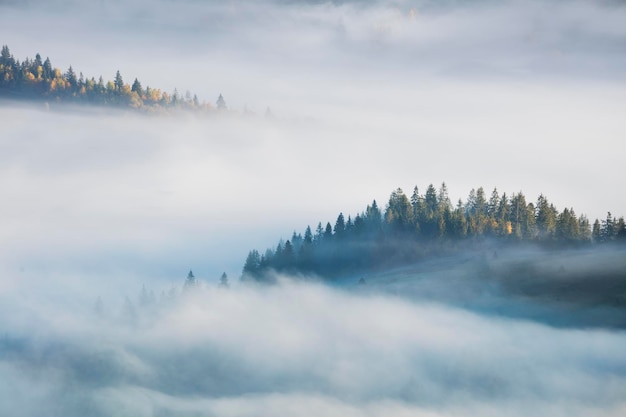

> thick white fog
[1,0,626,415]
[2,281,626,417]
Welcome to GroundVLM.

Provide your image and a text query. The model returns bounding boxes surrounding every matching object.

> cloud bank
[1,280,626,417]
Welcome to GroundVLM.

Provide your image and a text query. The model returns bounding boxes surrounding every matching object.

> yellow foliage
[129,92,142,108]
[149,89,162,102]
[505,221,513,235]
[50,79,66,91]
[25,72,35,82]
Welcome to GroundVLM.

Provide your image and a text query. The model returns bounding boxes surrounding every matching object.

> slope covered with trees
[0,45,218,112]
[242,183,626,281]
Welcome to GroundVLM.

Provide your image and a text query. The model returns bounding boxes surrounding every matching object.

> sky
[1,0,626,415]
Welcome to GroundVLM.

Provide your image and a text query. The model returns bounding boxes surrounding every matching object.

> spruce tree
[114,70,124,92]
[243,250,261,277]
[334,213,346,237]
[131,78,142,95]
[184,270,196,289]
[65,66,77,88]
[216,93,227,110]
[219,272,229,288]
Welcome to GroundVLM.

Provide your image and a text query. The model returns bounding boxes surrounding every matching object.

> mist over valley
[1,0,626,416]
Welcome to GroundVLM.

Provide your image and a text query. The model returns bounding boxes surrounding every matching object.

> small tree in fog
[219,272,229,288]
[216,93,227,110]
[131,78,143,95]
[184,270,197,290]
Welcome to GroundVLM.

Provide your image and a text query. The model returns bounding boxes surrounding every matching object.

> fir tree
[219,272,229,288]
[184,270,197,289]
[216,93,227,110]
[114,70,124,92]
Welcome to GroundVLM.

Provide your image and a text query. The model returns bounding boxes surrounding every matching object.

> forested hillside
[0,45,220,111]
[243,183,626,281]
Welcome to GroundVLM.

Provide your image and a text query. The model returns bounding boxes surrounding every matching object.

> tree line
[0,45,226,112]
[242,183,626,281]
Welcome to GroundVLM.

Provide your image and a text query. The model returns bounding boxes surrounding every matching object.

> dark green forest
[0,45,223,112]
[242,184,626,281]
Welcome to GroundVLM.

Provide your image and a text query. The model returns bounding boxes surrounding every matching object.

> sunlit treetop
[242,184,626,282]
[0,45,223,113]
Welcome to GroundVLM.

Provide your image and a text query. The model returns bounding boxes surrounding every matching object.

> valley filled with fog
[2,277,626,417]
[1,0,626,416]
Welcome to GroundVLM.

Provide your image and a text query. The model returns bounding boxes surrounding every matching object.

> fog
[2,278,626,417]
[350,243,626,329]
[1,0,626,415]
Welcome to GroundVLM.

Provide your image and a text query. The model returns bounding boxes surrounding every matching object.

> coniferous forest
[243,183,626,281]
[0,45,221,111]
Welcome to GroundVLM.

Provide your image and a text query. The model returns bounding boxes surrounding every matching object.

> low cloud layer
[1,280,626,417]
